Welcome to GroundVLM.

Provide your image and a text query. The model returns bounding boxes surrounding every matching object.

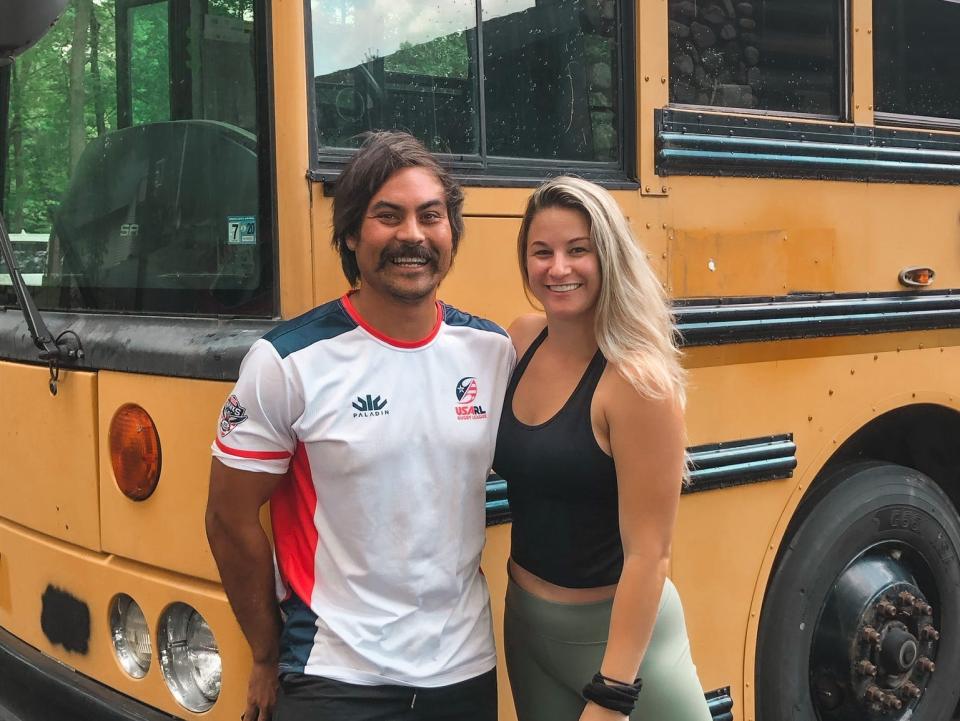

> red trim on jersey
[271,442,320,605]
[215,436,291,460]
[341,293,442,348]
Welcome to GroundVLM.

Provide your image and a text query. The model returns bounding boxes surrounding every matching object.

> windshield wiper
[0,211,83,394]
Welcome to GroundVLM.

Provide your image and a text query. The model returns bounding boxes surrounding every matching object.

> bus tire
[755,462,960,721]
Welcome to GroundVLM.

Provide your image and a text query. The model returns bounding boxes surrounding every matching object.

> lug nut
[861,626,882,644]
[919,603,933,615]
[920,625,940,641]
[917,657,936,673]
[882,694,903,710]
[856,660,878,676]
[865,685,885,703]
[902,682,921,699]
[898,591,917,606]
[876,600,898,618]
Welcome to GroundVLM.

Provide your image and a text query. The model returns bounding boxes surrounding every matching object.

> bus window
[312,0,479,155]
[874,0,960,123]
[482,0,620,162]
[1,0,271,317]
[310,0,622,165]
[667,0,843,117]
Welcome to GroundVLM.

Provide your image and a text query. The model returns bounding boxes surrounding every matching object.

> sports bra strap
[508,327,548,393]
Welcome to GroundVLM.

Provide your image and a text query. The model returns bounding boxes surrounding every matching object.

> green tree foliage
[129,2,170,124]
[207,0,252,19]
[3,0,256,239]
[4,0,119,234]
[387,33,470,79]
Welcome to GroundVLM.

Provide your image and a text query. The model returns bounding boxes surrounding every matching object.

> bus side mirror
[0,0,70,67]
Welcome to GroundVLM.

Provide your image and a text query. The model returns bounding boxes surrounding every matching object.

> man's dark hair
[332,131,465,287]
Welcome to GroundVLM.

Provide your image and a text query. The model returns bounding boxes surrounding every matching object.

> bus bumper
[0,627,177,721]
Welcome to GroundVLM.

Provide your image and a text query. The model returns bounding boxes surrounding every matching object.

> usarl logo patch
[220,395,248,436]
[353,394,389,418]
[455,377,487,420]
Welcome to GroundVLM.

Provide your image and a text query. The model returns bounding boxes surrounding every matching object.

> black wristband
[598,672,642,688]
[581,672,643,715]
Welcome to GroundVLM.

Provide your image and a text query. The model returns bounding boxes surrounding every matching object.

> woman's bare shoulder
[507,313,547,356]
[599,362,684,427]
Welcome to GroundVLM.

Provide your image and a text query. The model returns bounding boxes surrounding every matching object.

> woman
[493,177,711,721]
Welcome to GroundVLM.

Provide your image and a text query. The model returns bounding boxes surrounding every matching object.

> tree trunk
[7,57,33,232]
[90,7,105,136]
[3,64,15,206]
[68,0,93,171]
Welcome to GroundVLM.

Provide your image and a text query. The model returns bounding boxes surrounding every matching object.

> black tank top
[493,328,623,588]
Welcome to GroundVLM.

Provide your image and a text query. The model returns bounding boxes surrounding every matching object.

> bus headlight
[109,594,152,678]
[158,603,221,711]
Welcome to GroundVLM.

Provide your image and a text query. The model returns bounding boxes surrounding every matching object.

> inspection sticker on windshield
[227,216,257,245]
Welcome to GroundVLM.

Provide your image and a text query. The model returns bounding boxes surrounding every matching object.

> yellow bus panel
[97,372,237,584]
[0,363,100,551]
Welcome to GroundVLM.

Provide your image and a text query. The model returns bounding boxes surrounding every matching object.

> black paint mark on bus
[40,585,90,655]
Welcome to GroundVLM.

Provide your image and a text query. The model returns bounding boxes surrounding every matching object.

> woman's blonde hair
[517,176,686,408]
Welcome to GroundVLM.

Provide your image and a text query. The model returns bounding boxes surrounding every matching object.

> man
[206,131,514,721]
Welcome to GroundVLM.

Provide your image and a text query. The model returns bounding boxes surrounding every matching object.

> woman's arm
[582,372,686,721]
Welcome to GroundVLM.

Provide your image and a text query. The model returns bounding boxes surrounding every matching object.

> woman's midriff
[508,558,617,603]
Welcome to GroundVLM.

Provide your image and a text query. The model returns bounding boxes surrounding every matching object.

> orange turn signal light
[899,266,935,288]
[109,404,162,501]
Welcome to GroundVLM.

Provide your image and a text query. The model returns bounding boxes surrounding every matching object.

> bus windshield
[0,0,273,317]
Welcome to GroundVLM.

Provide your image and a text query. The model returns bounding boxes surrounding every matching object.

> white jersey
[212,294,515,687]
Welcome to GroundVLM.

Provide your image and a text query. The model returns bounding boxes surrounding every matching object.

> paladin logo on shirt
[352,394,389,418]
[455,377,487,420]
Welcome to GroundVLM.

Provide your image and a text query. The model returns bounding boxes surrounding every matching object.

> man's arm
[206,458,285,721]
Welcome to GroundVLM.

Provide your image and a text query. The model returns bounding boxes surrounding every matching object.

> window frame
[874,111,960,133]
[0,0,281,320]
[665,0,852,124]
[303,0,638,187]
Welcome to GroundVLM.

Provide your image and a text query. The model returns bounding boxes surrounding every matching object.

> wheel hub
[880,626,918,673]
[810,551,940,719]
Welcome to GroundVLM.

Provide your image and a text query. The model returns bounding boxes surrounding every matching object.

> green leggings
[504,575,712,721]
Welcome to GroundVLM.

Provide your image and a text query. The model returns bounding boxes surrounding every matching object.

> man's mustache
[376,244,440,270]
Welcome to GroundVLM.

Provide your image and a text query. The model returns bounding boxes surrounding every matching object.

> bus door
[0,2,273,718]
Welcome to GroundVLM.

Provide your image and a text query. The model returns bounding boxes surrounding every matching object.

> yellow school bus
[3,0,960,719]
